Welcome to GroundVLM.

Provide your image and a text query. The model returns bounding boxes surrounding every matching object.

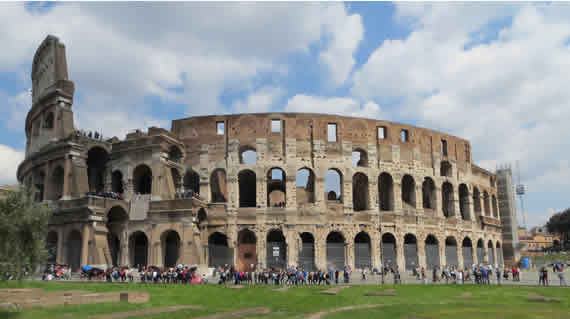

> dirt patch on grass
[272,287,289,292]
[306,304,383,319]
[194,307,271,319]
[88,305,201,319]
[0,288,149,309]
[364,289,397,296]
[527,293,561,303]
[317,285,351,295]
[458,292,472,299]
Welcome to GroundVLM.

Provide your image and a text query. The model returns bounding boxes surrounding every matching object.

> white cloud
[285,94,387,120]
[231,87,284,114]
[0,144,24,185]
[351,3,570,200]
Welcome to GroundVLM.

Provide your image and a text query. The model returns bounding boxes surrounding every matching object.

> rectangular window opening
[400,129,409,142]
[216,121,225,135]
[377,126,386,140]
[441,139,448,156]
[271,119,281,133]
[328,123,337,142]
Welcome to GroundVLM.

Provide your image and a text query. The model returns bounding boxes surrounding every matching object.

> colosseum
[17,35,520,273]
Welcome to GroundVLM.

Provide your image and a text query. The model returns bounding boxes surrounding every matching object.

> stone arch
[46,231,58,264]
[492,194,498,218]
[401,174,416,208]
[208,232,233,267]
[422,177,436,209]
[43,112,54,129]
[129,231,149,267]
[48,166,64,200]
[296,167,315,204]
[111,170,124,194]
[210,168,227,202]
[267,167,286,207]
[445,236,458,267]
[488,240,495,265]
[354,232,371,269]
[424,234,440,269]
[239,145,257,164]
[161,230,181,267]
[440,160,452,177]
[325,168,343,202]
[238,169,256,207]
[87,146,109,193]
[442,182,455,217]
[378,172,394,211]
[476,239,485,264]
[168,145,183,163]
[381,233,397,267]
[326,231,346,270]
[299,232,315,271]
[483,191,490,216]
[462,237,474,267]
[237,229,256,271]
[183,169,200,195]
[66,230,82,271]
[266,229,286,269]
[459,183,470,220]
[473,187,481,214]
[133,164,152,195]
[352,148,368,167]
[352,172,369,211]
[404,233,418,270]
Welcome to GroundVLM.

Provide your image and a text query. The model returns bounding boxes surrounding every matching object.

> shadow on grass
[0,310,20,318]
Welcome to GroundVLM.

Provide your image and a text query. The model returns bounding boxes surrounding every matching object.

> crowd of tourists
[538,263,567,286]
[80,264,207,284]
[411,264,525,285]
[86,191,124,200]
[41,264,72,281]
[215,264,356,285]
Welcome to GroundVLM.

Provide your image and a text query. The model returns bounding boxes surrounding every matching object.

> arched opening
[381,233,397,268]
[238,169,256,208]
[111,170,124,194]
[496,241,503,265]
[299,232,315,271]
[492,195,498,218]
[378,172,394,211]
[462,237,474,267]
[239,146,257,165]
[87,147,109,193]
[325,169,342,202]
[459,184,470,220]
[553,239,561,247]
[266,230,286,269]
[476,239,485,264]
[445,237,458,267]
[129,231,148,268]
[168,145,183,163]
[422,177,436,209]
[237,229,256,271]
[43,112,54,129]
[183,169,200,196]
[483,191,490,216]
[326,231,345,270]
[267,168,286,207]
[473,187,481,214]
[107,206,128,266]
[488,240,495,265]
[404,234,418,270]
[208,232,233,267]
[424,235,440,270]
[354,232,371,269]
[49,166,64,200]
[401,175,416,208]
[352,148,368,167]
[210,169,227,202]
[133,164,152,195]
[66,230,82,271]
[440,160,452,177]
[296,168,315,204]
[442,182,455,217]
[171,168,181,193]
[46,231,58,264]
[162,230,181,267]
[352,173,369,211]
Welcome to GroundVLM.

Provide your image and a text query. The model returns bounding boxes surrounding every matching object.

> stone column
[255,229,266,269]
[417,237,426,268]
[56,227,65,264]
[416,183,424,213]
[81,224,90,267]
[370,232,380,269]
[457,242,464,269]
[286,174,296,209]
[62,155,72,200]
[315,234,326,270]
[44,161,52,201]
[439,236,446,267]
[396,234,405,271]
[346,241,354,269]
[394,180,403,213]
[369,178,378,211]
[286,230,297,268]
[436,185,443,217]
[120,230,129,266]
[473,244,479,265]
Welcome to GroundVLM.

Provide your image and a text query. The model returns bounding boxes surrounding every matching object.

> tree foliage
[546,208,570,245]
[0,186,51,279]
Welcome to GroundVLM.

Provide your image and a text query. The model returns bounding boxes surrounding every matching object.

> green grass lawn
[0,281,568,319]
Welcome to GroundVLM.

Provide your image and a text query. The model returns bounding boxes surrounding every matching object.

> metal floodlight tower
[515,161,527,228]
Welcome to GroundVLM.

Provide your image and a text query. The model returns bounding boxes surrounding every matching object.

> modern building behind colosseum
[17,35,520,272]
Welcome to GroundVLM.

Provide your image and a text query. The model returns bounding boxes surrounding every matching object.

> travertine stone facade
[19,35,510,273]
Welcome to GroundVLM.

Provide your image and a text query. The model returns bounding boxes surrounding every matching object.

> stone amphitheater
[17,35,521,273]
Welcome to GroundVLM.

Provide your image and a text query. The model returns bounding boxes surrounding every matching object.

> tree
[0,186,51,279]
[546,208,570,247]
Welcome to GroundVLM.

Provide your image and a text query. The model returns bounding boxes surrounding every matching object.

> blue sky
[2,2,570,228]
